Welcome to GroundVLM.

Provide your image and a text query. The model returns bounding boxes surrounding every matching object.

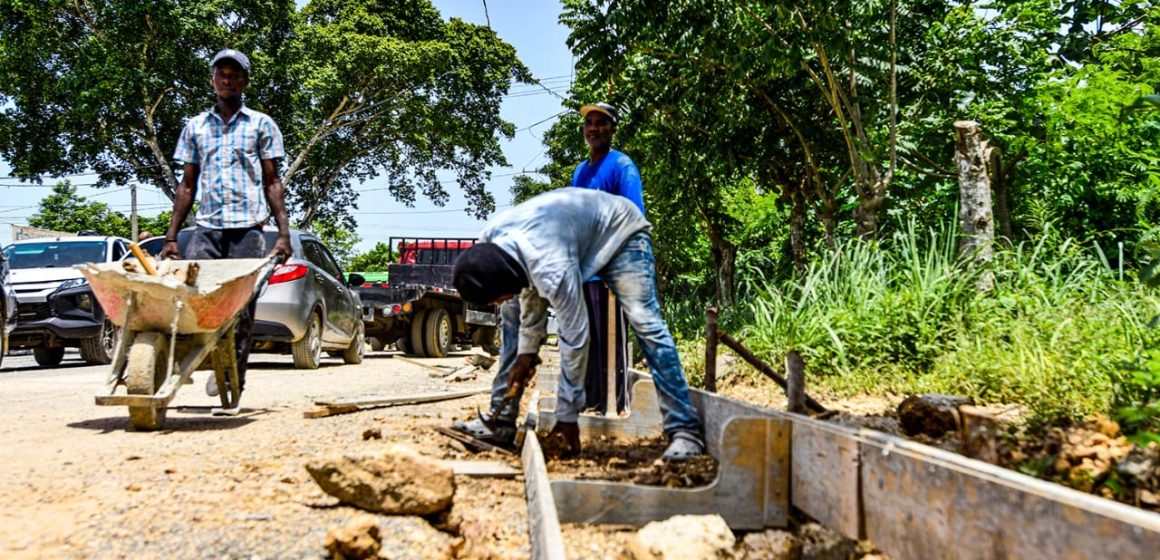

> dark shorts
[184,226,266,260]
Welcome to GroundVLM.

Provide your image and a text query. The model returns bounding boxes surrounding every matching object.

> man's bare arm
[160,163,198,259]
[261,159,291,262]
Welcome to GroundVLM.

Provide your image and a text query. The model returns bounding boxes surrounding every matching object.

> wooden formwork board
[537,379,663,439]
[522,431,567,560]
[789,418,862,540]
[857,432,1160,560]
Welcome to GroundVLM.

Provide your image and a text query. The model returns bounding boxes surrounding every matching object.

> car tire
[396,336,414,355]
[473,326,501,356]
[368,337,385,352]
[343,322,365,364]
[408,309,430,358]
[292,311,322,370]
[80,319,119,365]
[34,347,65,367]
[421,308,452,358]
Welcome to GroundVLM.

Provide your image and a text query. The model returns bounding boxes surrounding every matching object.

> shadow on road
[0,360,94,374]
[66,407,273,433]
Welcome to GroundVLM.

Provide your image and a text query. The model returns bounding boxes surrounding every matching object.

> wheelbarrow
[80,257,277,430]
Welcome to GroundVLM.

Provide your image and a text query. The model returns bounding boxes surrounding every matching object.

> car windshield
[3,241,107,269]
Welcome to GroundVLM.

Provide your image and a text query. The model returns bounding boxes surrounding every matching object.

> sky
[0,0,576,253]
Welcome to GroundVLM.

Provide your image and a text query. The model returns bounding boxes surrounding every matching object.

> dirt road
[0,348,532,559]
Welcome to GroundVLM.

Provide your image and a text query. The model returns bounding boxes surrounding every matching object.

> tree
[29,182,131,236]
[278,0,533,227]
[0,0,532,231]
[310,219,359,268]
[348,242,395,272]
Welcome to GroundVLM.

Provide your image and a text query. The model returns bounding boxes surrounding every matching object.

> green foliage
[0,0,532,231]
[729,223,1159,420]
[347,242,395,273]
[309,219,359,268]
[29,182,130,237]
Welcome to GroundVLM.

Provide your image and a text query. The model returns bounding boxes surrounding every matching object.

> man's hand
[159,241,180,260]
[268,233,292,263]
[504,353,542,399]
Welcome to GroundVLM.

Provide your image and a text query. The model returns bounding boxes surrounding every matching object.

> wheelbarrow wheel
[126,332,168,431]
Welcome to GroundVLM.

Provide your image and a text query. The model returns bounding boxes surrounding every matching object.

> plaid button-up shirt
[173,104,285,229]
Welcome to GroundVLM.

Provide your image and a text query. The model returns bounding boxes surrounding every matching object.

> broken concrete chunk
[324,514,381,560]
[799,522,856,560]
[897,394,974,437]
[629,514,736,559]
[306,445,455,515]
[739,529,800,560]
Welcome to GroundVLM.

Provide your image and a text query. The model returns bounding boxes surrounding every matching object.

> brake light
[269,264,308,284]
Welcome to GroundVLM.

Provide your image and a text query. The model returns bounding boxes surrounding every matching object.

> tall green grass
[727,223,1160,420]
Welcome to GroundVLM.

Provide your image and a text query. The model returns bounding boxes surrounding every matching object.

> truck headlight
[58,278,88,291]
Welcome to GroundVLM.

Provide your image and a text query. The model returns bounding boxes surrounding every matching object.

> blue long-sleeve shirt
[479,188,651,379]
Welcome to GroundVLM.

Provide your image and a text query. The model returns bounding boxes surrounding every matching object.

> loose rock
[305,445,455,515]
[738,529,800,560]
[897,394,973,437]
[324,514,381,560]
[628,514,736,559]
[799,522,855,560]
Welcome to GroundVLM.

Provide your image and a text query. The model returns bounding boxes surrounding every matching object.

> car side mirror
[347,273,365,287]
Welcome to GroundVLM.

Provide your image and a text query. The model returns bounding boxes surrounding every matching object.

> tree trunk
[988,149,1013,241]
[954,121,995,292]
[788,182,808,276]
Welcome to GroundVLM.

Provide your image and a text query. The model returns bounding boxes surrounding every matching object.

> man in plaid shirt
[162,49,292,403]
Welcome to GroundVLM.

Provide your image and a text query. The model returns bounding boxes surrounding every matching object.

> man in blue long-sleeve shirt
[452,188,705,461]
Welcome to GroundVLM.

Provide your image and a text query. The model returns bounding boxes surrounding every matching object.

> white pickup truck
[3,235,129,367]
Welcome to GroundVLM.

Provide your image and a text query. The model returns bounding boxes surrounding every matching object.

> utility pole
[130,182,138,241]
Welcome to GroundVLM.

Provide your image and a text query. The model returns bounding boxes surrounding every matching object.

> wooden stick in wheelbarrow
[128,242,157,276]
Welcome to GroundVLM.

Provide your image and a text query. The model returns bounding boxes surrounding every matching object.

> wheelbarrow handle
[250,255,280,306]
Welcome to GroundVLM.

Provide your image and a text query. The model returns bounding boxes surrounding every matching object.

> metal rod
[717,331,826,414]
[705,307,718,392]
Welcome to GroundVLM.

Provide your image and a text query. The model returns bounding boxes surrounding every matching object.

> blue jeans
[487,298,522,413]
[594,231,700,436]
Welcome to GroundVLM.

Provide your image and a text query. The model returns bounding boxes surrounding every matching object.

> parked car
[3,235,128,366]
[139,228,365,369]
[0,249,16,369]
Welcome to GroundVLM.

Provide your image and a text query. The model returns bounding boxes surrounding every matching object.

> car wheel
[408,309,430,357]
[421,308,452,358]
[126,332,168,431]
[368,337,385,352]
[34,347,65,367]
[343,322,365,364]
[80,319,119,365]
[292,311,322,370]
[395,336,414,355]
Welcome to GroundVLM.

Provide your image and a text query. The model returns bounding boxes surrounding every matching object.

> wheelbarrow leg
[210,329,242,414]
[125,331,170,431]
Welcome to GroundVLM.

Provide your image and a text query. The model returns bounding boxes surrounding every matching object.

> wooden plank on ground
[434,427,515,455]
[443,460,521,478]
[395,355,455,374]
[304,389,485,419]
[314,389,484,408]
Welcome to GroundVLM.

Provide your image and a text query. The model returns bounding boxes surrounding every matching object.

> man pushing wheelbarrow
[160,48,292,399]
[84,49,289,431]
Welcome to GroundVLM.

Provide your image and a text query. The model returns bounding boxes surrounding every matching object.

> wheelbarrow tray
[80,258,269,334]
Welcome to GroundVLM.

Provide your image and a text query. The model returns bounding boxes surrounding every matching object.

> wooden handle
[128,242,157,276]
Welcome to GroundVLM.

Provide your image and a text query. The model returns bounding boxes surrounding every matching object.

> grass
[686,222,1160,421]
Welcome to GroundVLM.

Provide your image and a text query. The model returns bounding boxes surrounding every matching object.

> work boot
[451,411,517,449]
[662,431,706,461]
[541,421,581,460]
